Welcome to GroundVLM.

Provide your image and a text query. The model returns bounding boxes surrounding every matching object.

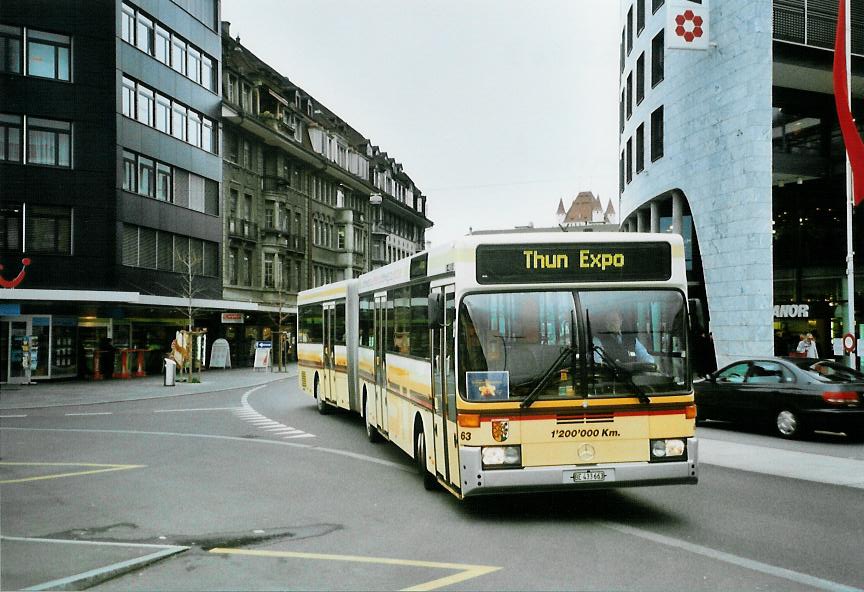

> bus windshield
[458,289,689,402]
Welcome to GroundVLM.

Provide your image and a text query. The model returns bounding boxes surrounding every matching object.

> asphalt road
[2,378,863,591]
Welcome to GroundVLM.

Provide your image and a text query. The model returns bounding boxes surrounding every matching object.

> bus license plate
[564,469,609,484]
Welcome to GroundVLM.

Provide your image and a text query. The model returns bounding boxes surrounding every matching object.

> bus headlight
[650,439,686,461]
[481,446,522,468]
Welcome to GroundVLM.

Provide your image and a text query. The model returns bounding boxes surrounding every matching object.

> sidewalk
[0,365,296,410]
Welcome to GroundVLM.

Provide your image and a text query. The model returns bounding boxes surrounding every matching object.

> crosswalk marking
[235,391,315,440]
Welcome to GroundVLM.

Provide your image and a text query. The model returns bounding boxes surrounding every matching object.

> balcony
[228,218,259,242]
[260,225,306,253]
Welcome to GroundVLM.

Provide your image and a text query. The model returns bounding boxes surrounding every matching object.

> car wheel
[775,409,803,439]
[414,425,438,491]
[365,392,382,443]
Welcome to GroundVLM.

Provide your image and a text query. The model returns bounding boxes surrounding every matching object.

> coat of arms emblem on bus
[491,419,509,443]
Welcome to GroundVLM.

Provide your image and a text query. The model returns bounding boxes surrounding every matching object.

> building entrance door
[2,319,31,384]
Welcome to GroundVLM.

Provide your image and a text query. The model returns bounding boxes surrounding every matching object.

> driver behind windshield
[593,310,654,365]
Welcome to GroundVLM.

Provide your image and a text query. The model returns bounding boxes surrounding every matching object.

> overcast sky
[221,0,620,246]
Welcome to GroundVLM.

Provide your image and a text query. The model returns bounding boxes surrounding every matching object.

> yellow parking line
[209,548,500,591]
[0,462,145,484]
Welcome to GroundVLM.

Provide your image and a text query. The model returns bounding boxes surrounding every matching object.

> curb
[0,373,296,411]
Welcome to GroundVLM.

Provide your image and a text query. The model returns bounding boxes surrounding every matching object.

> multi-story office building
[0,0,239,382]
[219,24,432,357]
[618,0,864,367]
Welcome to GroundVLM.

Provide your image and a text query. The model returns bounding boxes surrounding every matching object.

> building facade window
[651,105,664,161]
[138,156,155,198]
[28,29,70,81]
[171,35,186,76]
[27,205,72,254]
[137,85,154,126]
[0,202,23,251]
[27,117,71,167]
[0,113,22,163]
[626,72,633,120]
[264,253,275,288]
[626,137,633,184]
[626,6,633,54]
[171,102,187,141]
[0,24,23,74]
[636,52,645,105]
[122,76,136,118]
[636,123,645,173]
[637,0,645,33]
[155,25,170,64]
[122,77,218,153]
[652,0,664,14]
[135,12,153,55]
[156,163,172,202]
[228,248,238,284]
[155,94,170,133]
[652,30,664,87]
[119,2,219,94]
[122,150,137,192]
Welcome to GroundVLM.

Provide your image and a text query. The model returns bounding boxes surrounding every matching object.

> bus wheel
[364,392,381,443]
[414,424,438,491]
[315,375,330,415]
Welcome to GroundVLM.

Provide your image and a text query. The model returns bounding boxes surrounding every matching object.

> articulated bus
[298,232,700,498]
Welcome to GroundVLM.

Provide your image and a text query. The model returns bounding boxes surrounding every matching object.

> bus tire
[315,375,331,415]
[414,421,438,491]
[364,390,382,443]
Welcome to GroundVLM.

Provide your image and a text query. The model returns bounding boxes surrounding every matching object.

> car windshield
[801,361,864,383]
[458,289,689,402]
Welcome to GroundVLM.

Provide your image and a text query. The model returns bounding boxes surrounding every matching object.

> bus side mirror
[688,298,706,335]
[428,293,445,328]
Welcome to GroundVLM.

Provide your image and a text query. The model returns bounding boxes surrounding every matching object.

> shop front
[0,313,79,384]
[773,301,836,359]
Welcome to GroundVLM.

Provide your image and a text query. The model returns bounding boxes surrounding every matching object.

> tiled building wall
[620,0,774,366]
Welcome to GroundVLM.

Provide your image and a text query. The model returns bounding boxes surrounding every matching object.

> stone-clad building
[220,23,431,315]
[618,0,864,367]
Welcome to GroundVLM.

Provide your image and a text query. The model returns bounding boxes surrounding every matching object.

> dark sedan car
[695,357,864,439]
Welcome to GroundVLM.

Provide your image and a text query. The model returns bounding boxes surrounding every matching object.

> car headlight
[650,439,686,461]
[481,446,522,468]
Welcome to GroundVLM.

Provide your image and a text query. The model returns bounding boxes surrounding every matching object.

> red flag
[834,0,864,206]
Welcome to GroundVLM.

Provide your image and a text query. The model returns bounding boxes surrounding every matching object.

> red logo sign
[0,258,31,289]
[674,9,704,43]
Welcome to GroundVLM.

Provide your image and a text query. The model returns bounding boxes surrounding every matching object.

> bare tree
[163,248,207,383]
[267,282,295,373]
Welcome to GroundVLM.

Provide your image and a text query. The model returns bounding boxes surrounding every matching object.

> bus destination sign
[476,242,672,284]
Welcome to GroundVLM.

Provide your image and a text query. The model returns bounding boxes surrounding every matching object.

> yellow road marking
[209,548,499,591]
[0,462,145,484]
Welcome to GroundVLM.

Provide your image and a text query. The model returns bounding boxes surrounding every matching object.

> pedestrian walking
[803,333,819,359]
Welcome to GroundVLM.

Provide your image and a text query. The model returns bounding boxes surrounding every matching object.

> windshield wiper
[520,345,576,408]
[592,344,650,405]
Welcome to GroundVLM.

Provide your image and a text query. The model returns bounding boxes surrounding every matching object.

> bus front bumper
[459,439,699,497]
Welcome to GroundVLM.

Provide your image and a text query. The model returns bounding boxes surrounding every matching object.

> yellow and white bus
[298,232,700,498]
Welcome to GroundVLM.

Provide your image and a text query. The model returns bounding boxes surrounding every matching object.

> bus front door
[374,296,389,436]
[322,304,336,404]
[432,286,459,488]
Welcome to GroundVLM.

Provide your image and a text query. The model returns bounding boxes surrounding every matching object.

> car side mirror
[428,293,444,328]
